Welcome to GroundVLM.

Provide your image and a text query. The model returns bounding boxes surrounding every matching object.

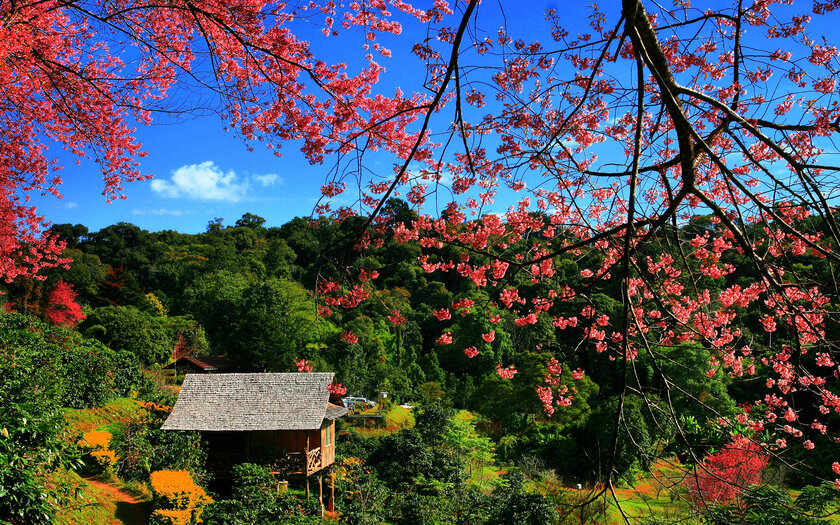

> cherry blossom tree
[306,0,840,506]
[0,0,437,283]
[4,0,840,515]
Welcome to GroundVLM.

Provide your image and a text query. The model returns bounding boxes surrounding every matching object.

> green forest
[2,208,839,524]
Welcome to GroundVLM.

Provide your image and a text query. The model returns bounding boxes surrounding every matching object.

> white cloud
[151,161,249,202]
[65,202,78,209]
[254,173,282,187]
[133,208,194,216]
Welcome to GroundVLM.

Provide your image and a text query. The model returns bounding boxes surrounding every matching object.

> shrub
[485,472,558,525]
[114,420,205,482]
[149,470,212,525]
[202,463,320,525]
[0,314,82,523]
[230,463,276,501]
[0,313,142,410]
[59,341,130,408]
[334,457,388,525]
[704,483,840,525]
[80,431,118,476]
[687,434,768,504]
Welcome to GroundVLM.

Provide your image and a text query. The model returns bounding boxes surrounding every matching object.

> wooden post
[328,466,335,512]
[305,476,310,499]
[318,473,324,515]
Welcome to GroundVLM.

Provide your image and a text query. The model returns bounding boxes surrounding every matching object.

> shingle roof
[164,355,236,372]
[325,402,348,420]
[161,373,347,431]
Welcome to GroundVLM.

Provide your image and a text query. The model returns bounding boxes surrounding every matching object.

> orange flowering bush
[81,430,112,449]
[90,449,117,468]
[138,401,174,423]
[150,509,194,525]
[80,430,118,474]
[149,470,212,525]
[139,401,173,413]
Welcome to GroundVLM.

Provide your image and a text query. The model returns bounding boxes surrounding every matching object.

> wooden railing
[209,447,323,477]
[306,447,322,474]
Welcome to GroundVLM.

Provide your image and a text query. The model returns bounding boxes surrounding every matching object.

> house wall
[252,429,308,452]
[249,424,335,470]
[205,422,337,479]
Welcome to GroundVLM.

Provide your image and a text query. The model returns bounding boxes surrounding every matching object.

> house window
[324,421,333,447]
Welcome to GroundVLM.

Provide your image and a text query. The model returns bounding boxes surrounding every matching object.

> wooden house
[161,372,347,509]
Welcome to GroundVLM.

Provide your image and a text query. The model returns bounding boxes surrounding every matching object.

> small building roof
[164,355,236,372]
[161,373,348,431]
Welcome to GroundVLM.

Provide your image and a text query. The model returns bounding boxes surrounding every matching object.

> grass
[467,462,505,490]
[351,404,415,438]
[606,459,699,524]
[50,469,117,525]
[63,397,145,435]
[386,404,416,428]
[48,469,151,525]
[530,459,701,524]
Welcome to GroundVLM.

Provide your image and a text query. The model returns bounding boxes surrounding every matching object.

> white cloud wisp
[151,161,281,202]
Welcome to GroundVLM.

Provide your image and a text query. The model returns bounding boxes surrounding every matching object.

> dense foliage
[203,463,321,525]
[0,314,142,523]
[4,202,840,521]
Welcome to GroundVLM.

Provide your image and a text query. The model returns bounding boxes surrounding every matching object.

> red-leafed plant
[44,281,85,327]
[688,435,769,504]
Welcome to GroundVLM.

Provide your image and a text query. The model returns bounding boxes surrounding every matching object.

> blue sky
[33,115,328,234]
[29,1,585,234]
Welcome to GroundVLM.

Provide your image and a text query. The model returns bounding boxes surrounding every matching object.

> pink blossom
[436,332,453,345]
[387,309,407,325]
[295,358,313,372]
[327,382,347,395]
[496,363,517,379]
[340,330,359,344]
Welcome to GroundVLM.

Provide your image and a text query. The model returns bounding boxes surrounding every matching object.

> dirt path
[82,477,149,525]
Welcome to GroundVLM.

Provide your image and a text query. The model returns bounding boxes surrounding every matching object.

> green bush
[82,305,171,364]
[0,313,142,410]
[113,413,205,482]
[230,463,276,501]
[202,463,320,525]
[0,401,69,524]
[485,472,558,525]
[704,483,840,525]
[0,314,81,523]
[58,341,140,408]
